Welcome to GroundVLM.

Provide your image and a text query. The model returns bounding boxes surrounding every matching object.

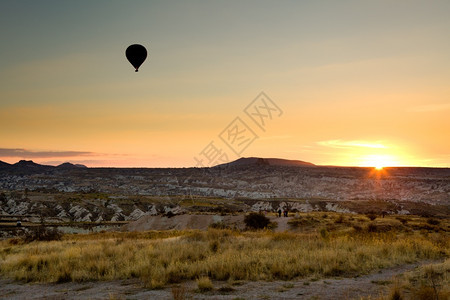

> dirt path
[0,260,439,300]
[271,216,292,232]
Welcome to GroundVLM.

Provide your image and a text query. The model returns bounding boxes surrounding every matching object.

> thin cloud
[0,148,94,158]
[317,140,388,149]
[409,103,450,112]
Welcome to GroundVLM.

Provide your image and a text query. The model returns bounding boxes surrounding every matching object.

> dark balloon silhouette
[126,44,147,72]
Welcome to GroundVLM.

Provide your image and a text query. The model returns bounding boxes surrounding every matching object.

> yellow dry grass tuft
[197,276,213,291]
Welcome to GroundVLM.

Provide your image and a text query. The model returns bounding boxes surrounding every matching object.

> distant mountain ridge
[0,157,315,170]
[216,157,315,168]
[0,160,11,168]
[13,160,45,168]
[0,160,87,171]
[57,162,88,169]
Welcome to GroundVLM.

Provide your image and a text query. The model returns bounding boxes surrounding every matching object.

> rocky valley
[0,158,448,225]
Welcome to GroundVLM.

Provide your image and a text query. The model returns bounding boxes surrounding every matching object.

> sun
[360,154,397,170]
[372,160,385,170]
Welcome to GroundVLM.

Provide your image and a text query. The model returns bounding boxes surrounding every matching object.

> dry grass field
[0,213,448,299]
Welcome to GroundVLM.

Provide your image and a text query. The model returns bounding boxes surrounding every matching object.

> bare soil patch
[122,213,297,232]
[122,214,248,231]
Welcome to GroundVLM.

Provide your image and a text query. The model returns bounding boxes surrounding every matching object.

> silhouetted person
[277,209,282,217]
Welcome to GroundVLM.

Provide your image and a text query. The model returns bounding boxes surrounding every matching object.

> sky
[0,0,449,168]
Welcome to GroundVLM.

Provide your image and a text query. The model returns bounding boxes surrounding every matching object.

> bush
[352,224,363,232]
[209,240,219,253]
[335,214,345,224]
[320,228,329,239]
[244,213,270,230]
[366,223,393,233]
[426,218,440,226]
[8,238,21,245]
[367,223,377,233]
[366,212,377,221]
[22,226,62,243]
[396,217,408,225]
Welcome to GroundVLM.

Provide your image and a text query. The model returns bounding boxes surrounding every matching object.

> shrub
[366,212,377,221]
[406,261,449,300]
[367,223,377,233]
[8,238,21,245]
[244,213,270,230]
[335,214,345,224]
[320,228,329,239]
[209,240,219,253]
[413,286,438,300]
[367,223,395,233]
[197,276,213,291]
[396,217,408,225]
[352,224,363,232]
[426,218,440,226]
[22,226,62,243]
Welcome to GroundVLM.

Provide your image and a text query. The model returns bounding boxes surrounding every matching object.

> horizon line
[1,158,448,169]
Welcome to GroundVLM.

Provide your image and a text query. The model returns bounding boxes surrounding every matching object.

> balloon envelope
[126,44,147,72]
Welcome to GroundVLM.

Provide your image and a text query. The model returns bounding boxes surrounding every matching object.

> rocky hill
[216,157,315,167]
[0,160,11,168]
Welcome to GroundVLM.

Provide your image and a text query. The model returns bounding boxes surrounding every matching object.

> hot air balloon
[126,44,147,72]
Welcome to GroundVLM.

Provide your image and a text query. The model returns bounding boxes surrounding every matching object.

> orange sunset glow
[0,1,449,168]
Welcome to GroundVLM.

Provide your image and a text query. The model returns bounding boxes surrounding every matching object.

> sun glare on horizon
[359,154,399,170]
